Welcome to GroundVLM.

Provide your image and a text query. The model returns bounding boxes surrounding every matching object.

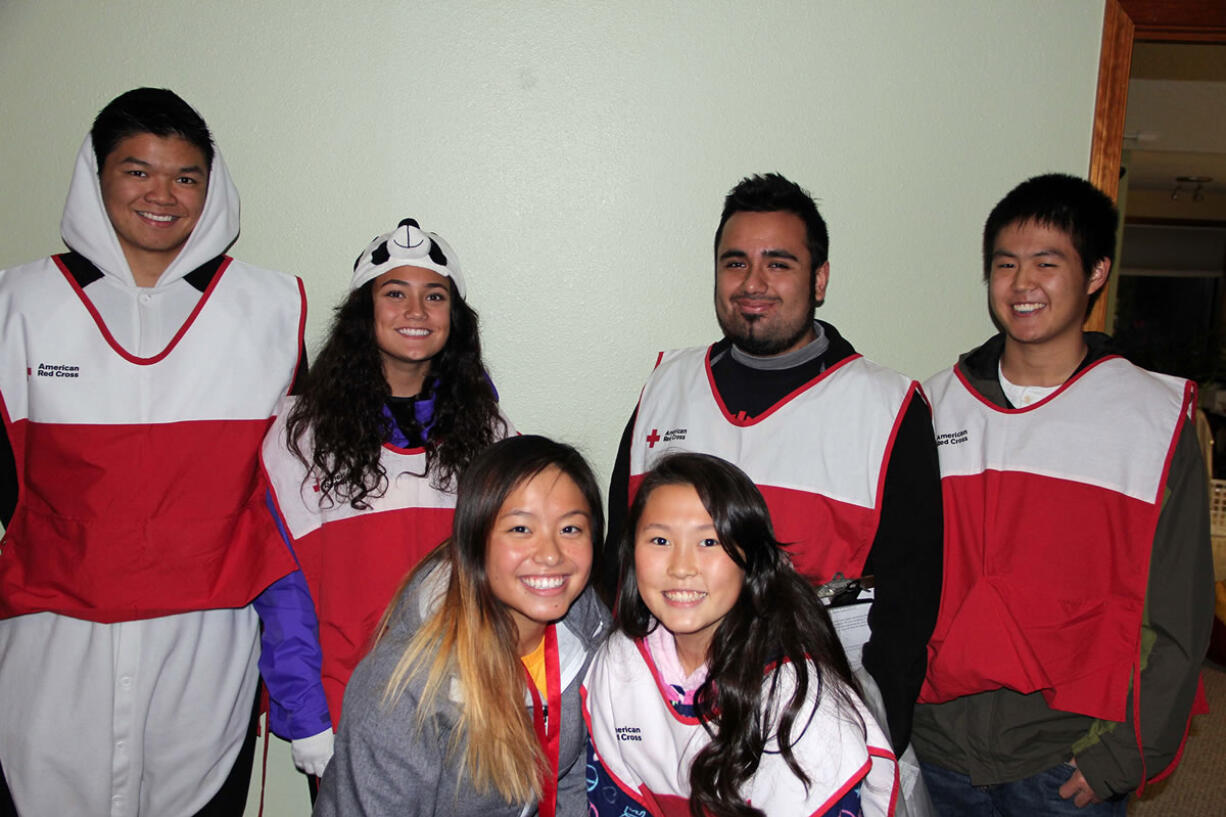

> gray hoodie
[315,563,609,817]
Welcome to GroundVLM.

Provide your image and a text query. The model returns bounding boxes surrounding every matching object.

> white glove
[291,729,334,777]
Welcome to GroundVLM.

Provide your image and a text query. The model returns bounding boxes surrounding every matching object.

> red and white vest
[583,632,899,817]
[262,403,463,727]
[919,356,1193,722]
[0,255,304,623]
[629,347,916,582]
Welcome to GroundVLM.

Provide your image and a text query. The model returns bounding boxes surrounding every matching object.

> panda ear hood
[350,218,465,298]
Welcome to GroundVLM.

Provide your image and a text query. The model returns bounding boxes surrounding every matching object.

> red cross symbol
[312,481,321,493]
[646,428,661,448]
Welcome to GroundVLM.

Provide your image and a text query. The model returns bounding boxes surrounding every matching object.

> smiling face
[634,483,745,674]
[714,210,825,357]
[989,219,1108,360]
[99,132,209,286]
[486,466,594,655]
[372,266,452,397]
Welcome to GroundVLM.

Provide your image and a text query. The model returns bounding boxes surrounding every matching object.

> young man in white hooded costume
[0,88,331,816]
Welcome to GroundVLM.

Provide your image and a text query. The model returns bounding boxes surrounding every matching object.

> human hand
[291,728,334,777]
[1057,758,1103,808]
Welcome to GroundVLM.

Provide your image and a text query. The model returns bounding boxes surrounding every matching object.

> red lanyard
[524,624,562,817]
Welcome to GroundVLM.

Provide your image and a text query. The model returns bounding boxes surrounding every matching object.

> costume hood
[59,135,242,288]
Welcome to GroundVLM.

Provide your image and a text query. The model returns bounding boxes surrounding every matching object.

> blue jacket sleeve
[253,491,333,739]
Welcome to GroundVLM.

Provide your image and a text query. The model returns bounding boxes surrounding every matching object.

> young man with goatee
[607,173,943,760]
[913,173,1212,815]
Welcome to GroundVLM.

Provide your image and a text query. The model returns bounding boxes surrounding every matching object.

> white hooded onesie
[0,136,305,817]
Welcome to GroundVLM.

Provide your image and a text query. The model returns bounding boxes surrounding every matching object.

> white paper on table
[826,587,873,672]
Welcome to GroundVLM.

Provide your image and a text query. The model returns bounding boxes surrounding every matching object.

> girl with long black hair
[584,453,898,817]
[260,218,510,774]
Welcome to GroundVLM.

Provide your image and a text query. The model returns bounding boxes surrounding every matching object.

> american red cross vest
[0,255,304,623]
[919,356,1192,722]
[262,404,457,728]
[583,632,899,817]
[629,347,916,583]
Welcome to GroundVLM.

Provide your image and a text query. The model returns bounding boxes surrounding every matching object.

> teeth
[1013,303,1044,314]
[663,590,706,603]
[138,212,175,223]
[397,328,429,336]
[522,576,567,590]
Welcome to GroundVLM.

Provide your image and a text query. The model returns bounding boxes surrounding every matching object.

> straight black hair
[982,173,1118,315]
[451,434,605,579]
[91,87,215,172]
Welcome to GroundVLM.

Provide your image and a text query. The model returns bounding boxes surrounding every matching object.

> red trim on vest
[382,441,426,456]
[634,638,703,726]
[869,379,918,552]
[952,355,1125,415]
[1142,676,1208,796]
[52,254,233,365]
[580,684,693,817]
[1132,390,1198,795]
[704,347,864,427]
[867,746,900,817]
[291,277,308,386]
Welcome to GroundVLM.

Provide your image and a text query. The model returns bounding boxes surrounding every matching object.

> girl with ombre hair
[316,435,608,817]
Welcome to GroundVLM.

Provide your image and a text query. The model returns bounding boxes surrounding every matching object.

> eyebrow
[378,279,450,289]
[718,248,799,262]
[114,156,206,176]
[498,509,590,521]
[640,521,718,536]
[992,247,1069,260]
[763,249,799,261]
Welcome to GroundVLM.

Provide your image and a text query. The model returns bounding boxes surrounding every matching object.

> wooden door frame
[1084,0,1226,330]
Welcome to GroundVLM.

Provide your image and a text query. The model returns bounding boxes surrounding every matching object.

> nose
[1012,262,1037,291]
[740,260,768,295]
[533,534,563,567]
[667,544,696,578]
[402,290,427,318]
[144,174,176,204]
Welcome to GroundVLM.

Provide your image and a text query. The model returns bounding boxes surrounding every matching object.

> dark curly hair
[615,453,861,817]
[285,278,505,508]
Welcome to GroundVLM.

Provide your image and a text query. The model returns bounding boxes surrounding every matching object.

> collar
[958,332,1118,408]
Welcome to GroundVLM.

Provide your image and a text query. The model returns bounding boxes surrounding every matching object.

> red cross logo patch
[646,429,661,448]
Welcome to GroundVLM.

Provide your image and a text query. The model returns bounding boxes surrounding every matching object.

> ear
[814,261,830,302]
[1086,258,1110,296]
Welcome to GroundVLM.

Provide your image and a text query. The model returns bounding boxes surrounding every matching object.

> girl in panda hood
[260,217,513,777]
